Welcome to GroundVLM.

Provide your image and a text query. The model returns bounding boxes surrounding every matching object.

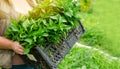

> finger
[18,45,24,50]
[14,42,24,50]
[15,48,24,54]
[18,49,24,53]
[16,50,24,55]
[13,42,24,55]
[14,41,19,45]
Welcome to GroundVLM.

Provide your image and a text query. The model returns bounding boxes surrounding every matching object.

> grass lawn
[80,0,120,57]
[94,0,120,57]
[58,46,120,69]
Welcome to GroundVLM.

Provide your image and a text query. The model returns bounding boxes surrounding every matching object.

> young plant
[6,0,81,54]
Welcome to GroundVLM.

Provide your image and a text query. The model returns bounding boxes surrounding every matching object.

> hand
[11,42,24,55]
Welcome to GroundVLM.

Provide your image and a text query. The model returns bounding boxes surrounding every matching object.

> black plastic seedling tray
[20,21,85,69]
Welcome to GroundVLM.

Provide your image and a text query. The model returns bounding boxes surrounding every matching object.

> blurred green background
[79,0,120,57]
[59,0,120,69]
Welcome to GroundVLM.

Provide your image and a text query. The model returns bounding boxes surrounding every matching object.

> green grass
[93,0,120,57]
[58,46,120,69]
[79,0,120,57]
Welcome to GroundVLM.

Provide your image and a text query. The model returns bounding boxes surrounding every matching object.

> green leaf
[70,21,74,26]
[42,19,47,25]
[24,38,33,45]
[24,48,30,54]
[22,19,30,30]
[65,12,72,17]
[33,36,37,42]
[42,33,49,37]
[11,26,19,32]
[37,37,44,43]
[61,17,67,23]
[50,15,58,20]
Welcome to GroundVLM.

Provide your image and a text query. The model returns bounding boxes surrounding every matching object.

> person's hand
[11,42,24,55]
